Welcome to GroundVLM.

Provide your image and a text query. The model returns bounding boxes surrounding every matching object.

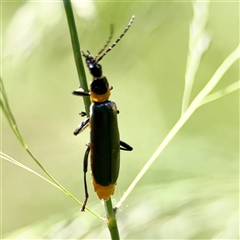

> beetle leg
[120,140,133,151]
[72,87,90,96]
[81,144,91,212]
[74,117,90,135]
[79,111,86,117]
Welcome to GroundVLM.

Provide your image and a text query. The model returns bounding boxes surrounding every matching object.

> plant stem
[1,78,81,210]
[62,1,120,238]
[116,44,240,209]
[63,0,91,115]
[104,198,120,240]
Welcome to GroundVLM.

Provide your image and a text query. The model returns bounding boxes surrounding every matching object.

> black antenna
[96,15,135,62]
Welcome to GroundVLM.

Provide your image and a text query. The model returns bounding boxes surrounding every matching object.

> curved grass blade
[116,44,240,209]
[0,76,103,220]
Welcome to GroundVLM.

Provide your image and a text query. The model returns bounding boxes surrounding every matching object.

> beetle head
[82,51,102,78]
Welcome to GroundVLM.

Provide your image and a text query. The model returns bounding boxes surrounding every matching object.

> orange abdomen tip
[92,176,116,200]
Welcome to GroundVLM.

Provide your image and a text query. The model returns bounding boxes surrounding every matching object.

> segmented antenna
[96,24,114,57]
[96,15,135,62]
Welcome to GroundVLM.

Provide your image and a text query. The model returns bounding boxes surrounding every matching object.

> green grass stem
[63,0,91,115]
[1,77,103,221]
[198,80,240,107]
[116,44,240,209]
[104,198,120,240]
[63,1,119,238]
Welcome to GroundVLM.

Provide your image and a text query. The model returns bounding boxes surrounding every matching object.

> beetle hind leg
[81,145,91,212]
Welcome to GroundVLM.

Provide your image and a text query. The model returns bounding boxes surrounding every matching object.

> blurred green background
[2,1,239,239]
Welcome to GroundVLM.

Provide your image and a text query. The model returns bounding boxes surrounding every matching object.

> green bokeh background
[2,1,239,239]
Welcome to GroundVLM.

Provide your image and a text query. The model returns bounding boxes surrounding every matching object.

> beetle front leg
[81,144,91,212]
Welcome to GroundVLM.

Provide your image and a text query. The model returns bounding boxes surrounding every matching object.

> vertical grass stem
[63,0,91,115]
[63,1,120,238]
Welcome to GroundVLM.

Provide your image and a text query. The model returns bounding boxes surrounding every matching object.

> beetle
[73,16,135,211]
